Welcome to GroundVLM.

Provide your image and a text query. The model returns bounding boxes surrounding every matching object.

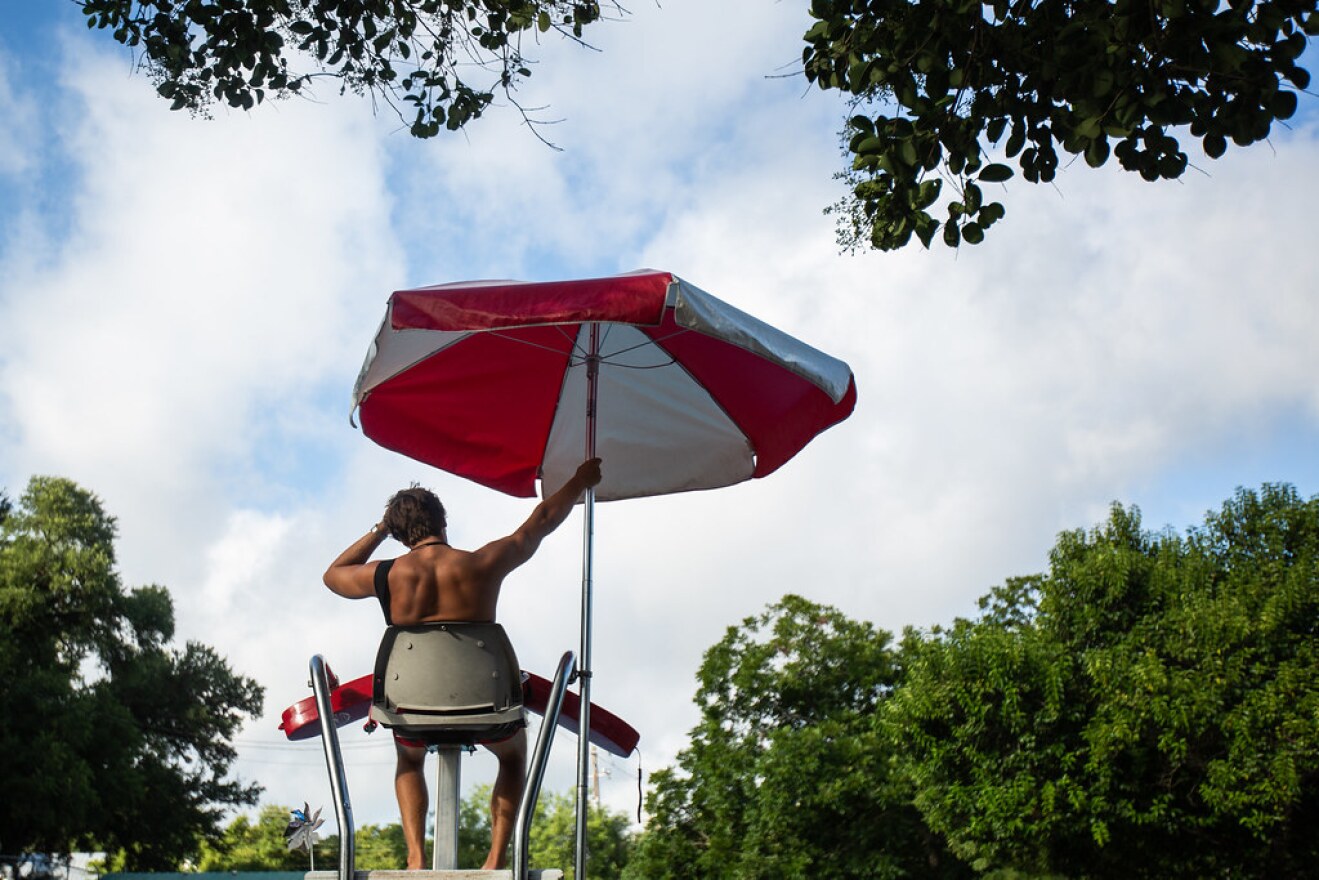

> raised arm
[478,458,602,577]
[323,522,389,599]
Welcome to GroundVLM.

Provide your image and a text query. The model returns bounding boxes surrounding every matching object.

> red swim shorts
[392,726,521,750]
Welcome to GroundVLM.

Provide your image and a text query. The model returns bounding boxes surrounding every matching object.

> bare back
[381,543,505,624]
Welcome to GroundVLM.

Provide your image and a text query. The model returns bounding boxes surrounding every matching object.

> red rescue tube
[522,671,640,758]
[278,669,640,757]
[278,673,374,741]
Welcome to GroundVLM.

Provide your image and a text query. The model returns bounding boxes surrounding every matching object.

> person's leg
[394,739,429,869]
[480,729,528,870]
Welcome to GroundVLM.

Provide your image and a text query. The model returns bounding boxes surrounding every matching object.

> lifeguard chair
[301,628,577,880]
[370,622,525,746]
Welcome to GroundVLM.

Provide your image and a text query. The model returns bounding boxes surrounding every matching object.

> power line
[237,737,393,751]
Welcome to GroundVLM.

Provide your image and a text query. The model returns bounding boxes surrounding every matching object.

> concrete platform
[306,871,563,880]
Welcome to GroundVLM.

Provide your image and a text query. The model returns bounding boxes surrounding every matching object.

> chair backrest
[370,622,525,747]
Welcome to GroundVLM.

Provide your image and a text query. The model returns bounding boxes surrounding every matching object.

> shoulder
[395,545,480,579]
[323,558,382,599]
[470,534,532,576]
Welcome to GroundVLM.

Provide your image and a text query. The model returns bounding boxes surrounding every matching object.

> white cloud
[0,34,406,588]
[198,509,296,620]
[386,0,852,282]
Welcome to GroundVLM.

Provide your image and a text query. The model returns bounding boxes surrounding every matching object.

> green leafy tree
[197,787,630,874]
[625,595,970,880]
[78,0,615,139]
[458,781,494,868]
[0,477,264,869]
[195,805,312,871]
[74,1,1314,253]
[196,804,407,871]
[523,788,634,880]
[802,0,1317,250]
[455,784,632,877]
[353,821,411,870]
[887,485,1319,878]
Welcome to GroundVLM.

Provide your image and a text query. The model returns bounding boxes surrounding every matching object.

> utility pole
[591,745,601,807]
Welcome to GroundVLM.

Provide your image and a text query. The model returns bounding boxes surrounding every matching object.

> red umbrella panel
[351,269,857,501]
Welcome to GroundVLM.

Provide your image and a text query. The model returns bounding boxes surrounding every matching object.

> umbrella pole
[575,324,600,880]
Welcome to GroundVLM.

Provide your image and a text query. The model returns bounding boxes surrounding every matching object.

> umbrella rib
[565,323,617,362]
[477,326,677,366]
[600,360,677,371]
[485,329,579,358]
[566,327,694,368]
[480,324,693,369]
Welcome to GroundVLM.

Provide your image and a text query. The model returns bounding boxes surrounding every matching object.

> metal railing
[513,651,575,880]
[308,649,575,880]
[310,655,355,880]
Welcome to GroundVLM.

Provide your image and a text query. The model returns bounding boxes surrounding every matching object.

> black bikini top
[374,559,395,625]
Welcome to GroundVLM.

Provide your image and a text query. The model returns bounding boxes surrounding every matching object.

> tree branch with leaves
[803,0,1316,250]
[79,0,622,139]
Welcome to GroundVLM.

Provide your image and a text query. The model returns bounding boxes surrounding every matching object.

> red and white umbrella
[353,269,856,500]
[350,268,856,876]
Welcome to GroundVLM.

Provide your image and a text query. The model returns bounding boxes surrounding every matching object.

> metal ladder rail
[310,654,355,880]
[513,651,576,880]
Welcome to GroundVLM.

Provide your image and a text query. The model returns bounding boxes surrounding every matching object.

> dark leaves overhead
[78,0,613,138]
[803,0,1316,250]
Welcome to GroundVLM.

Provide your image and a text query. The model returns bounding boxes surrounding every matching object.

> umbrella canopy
[352,269,857,500]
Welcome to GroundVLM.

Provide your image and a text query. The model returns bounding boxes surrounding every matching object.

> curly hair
[382,486,447,547]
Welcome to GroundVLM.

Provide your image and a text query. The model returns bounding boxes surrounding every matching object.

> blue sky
[2,0,1318,837]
